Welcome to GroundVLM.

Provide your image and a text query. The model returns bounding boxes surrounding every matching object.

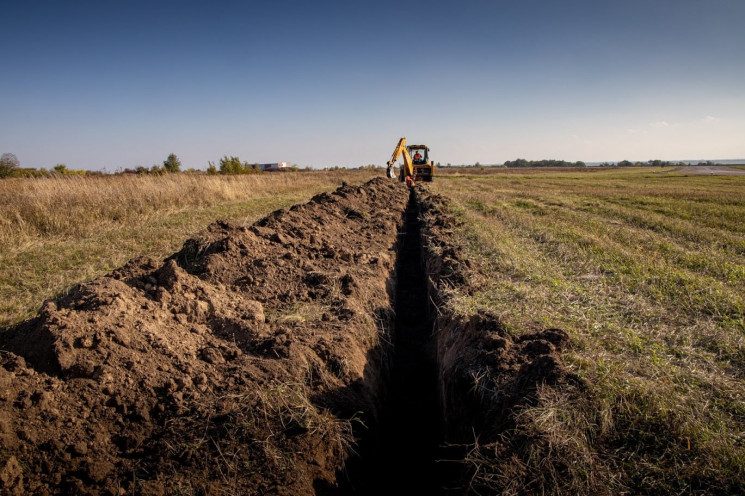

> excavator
[386,137,434,187]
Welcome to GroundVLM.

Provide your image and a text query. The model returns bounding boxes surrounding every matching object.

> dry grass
[430,168,745,494]
[159,382,355,494]
[0,170,377,327]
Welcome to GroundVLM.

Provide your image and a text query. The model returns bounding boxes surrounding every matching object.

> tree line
[0,153,302,178]
[503,158,587,168]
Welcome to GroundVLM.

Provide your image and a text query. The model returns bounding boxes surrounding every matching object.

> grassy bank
[429,168,745,493]
[0,170,376,327]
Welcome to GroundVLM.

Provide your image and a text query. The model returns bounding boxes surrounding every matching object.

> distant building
[260,162,291,171]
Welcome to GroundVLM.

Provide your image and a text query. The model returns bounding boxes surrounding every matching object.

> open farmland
[428,168,745,494]
[1,168,744,495]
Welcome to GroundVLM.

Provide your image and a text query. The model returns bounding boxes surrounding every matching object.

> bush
[0,153,20,178]
[218,156,260,175]
[163,153,181,173]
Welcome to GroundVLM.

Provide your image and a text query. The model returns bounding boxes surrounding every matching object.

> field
[429,168,745,493]
[0,170,378,327]
[1,168,743,495]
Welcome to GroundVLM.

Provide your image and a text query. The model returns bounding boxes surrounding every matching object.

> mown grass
[430,168,745,493]
[0,170,376,327]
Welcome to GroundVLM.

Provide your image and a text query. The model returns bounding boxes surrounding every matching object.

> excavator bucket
[386,166,396,179]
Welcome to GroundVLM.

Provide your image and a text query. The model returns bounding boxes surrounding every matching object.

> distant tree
[219,156,242,174]
[136,166,149,174]
[163,153,181,173]
[206,162,218,175]
[504,158,529,168]
[150,165,164,175]
[504,158,585,168]
[0,153,20,177]
[52,163,86,175]
[218,156,260,174]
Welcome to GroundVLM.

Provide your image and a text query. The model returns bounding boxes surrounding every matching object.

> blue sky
[2,0,744,170]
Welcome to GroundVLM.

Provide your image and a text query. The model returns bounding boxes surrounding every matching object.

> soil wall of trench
[0,179,576,495]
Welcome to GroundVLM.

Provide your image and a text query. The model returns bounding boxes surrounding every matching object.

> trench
[333,188,445,495]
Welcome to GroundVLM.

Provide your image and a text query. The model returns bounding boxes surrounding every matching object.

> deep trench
[335,188,445,495]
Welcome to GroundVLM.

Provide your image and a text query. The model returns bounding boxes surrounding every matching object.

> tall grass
[0,171,375,239]
[0,170,376,326]
[431,168,745,493]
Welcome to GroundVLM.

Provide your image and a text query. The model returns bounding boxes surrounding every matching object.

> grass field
[430,167,745,493]
[2,167,744,492]
[0,170,376,327]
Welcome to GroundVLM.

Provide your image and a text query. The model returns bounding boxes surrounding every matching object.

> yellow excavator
[386,137,434,187]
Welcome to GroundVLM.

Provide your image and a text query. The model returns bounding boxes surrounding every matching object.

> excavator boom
[386,137,414,180]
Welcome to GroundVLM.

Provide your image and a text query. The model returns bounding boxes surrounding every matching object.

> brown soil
[0,179,407,495]
[0,179,576,496]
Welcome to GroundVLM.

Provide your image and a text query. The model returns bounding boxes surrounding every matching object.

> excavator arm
[386,137,415,186]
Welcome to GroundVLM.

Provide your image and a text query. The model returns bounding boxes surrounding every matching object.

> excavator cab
[406,144,433,182]
[409,145,428,165]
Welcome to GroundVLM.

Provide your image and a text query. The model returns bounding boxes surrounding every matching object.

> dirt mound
[0,179,408,495]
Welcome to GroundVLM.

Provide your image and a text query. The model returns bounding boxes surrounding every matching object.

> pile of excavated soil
[0,179,408,496]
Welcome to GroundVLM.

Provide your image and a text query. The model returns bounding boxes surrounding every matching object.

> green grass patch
[430,168,745,493]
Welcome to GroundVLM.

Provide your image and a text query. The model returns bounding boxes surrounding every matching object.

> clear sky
[2,0,744,170]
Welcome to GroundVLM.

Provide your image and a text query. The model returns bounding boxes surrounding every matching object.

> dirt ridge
[0,178,408,495]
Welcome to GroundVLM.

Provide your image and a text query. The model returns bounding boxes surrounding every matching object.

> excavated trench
[0,179,579,496]
[0,179,505,495]
[333,188,446,495]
